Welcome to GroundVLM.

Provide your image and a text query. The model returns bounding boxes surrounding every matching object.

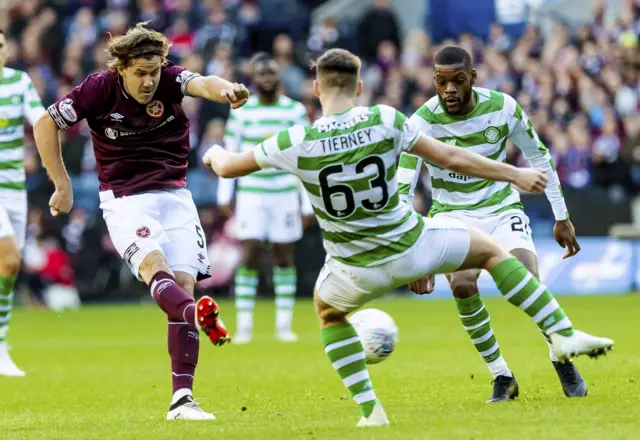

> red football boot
[195,296,231,346]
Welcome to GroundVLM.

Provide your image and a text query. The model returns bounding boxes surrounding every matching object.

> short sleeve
[47,74,106,130]
[394,110,421,152]
[162,65,201,101]
[254,125,306,173]
[22,73,45,126]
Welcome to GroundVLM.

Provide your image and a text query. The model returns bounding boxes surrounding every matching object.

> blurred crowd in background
[0,0,638,305]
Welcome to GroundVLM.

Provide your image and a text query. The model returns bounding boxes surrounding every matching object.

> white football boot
[356,403,389,428]
[166,396,215,420]
[0,343,25,377]
[275,331,299,343]
[232,331,252,345]
[550,329,614,361]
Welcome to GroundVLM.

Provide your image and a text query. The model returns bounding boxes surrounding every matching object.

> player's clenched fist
[49,185,73,217]
[221,83,250,109]
[514,168,547,194]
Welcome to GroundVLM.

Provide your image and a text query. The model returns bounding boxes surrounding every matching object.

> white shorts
[100,188,211,281]
[315,217,471,312]
[434,209,537,255]
[234,191,302,243]
[0,191,27,249]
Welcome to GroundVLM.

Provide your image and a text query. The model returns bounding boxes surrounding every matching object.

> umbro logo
[110,113,124,121]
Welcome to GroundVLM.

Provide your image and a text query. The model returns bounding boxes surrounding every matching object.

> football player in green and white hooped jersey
[217,52,314,344]
[397,45,586,402]
[0,30,47,376]
[203,48,613,427]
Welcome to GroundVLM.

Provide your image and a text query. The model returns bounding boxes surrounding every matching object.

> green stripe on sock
[489,259,573,335]
[322,324,377,417]
[456,294,502,363]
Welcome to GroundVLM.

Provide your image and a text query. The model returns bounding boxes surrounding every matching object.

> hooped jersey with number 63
[254,105,423,267]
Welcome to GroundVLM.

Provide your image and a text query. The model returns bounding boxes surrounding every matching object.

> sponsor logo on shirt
[114,115,176,138]
[146,100,164,118]
[110,113,124,121]
[59,98,78,123]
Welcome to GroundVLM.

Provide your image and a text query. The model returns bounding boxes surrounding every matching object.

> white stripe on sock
[343,370,370,387]
[168,321,189,325]
[518,285,547,311]
[471,329,494,345]
[275,298,295,308]
[546,317,573,335]
[463,316,491,331]
[458,305,485,319]
[172,372,194,378]
[325,336,360,353]
[533,299,560,323]
[503,273,533,300]
[479,342,500,357]
[274,286,296,294]
[353,390,376,404]
[235,286,256,295]
[332,352,366,370]
[235,299,255,309]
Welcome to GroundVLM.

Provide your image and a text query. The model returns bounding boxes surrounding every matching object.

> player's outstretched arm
[34,113,73,216]
[186,76,250,109]
[409,134,548,194]
[203,145,261,178]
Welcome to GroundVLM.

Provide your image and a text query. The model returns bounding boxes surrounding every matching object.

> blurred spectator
[357,0,401,62]
[273,34,305,100]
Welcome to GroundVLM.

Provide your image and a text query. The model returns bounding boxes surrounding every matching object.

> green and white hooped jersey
[218,95,309,204]
[399,87,568,220]
[254,105,423,267]
[0,68,45,193]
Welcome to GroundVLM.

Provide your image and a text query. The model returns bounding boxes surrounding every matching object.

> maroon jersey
[47,66,201,197]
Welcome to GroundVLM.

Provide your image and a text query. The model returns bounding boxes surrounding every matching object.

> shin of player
[203,49,614,426]
[34,23,249,420]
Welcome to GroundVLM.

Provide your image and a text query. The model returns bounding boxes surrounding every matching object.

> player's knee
[139,250,171,284]
[272,243,294,267]
[448,275,478,299]
[241,240,263,269]
[174,271,195,296]
[314,291,347,326]
[0,247,21,277]
[0,237,21,277]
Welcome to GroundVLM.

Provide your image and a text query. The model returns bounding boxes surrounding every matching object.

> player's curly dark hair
[106,21,171,72]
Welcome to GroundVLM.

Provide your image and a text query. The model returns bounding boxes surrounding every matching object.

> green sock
[234,267,258,334]
[490,258,574,337]
[273,267,296,333]
[456,294,511,377]
[0,275,16,344]
[322,323,377,417]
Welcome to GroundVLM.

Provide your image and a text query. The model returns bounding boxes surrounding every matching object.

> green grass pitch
[1,294,639,439]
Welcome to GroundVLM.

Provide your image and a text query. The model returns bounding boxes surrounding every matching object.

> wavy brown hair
[106,21,171,72]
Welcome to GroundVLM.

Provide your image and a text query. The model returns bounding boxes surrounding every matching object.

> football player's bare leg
[273,242,298,341]
[314,290,386,425]
[233,240,263,343]
[454,227,613,362]
[0,235,24,376]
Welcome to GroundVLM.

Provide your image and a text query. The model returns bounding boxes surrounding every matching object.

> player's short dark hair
[434,46,472,68]
[312,48,361,94]
[106,21,170,72]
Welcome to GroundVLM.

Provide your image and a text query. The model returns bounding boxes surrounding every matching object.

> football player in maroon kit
[33,22,249,420]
